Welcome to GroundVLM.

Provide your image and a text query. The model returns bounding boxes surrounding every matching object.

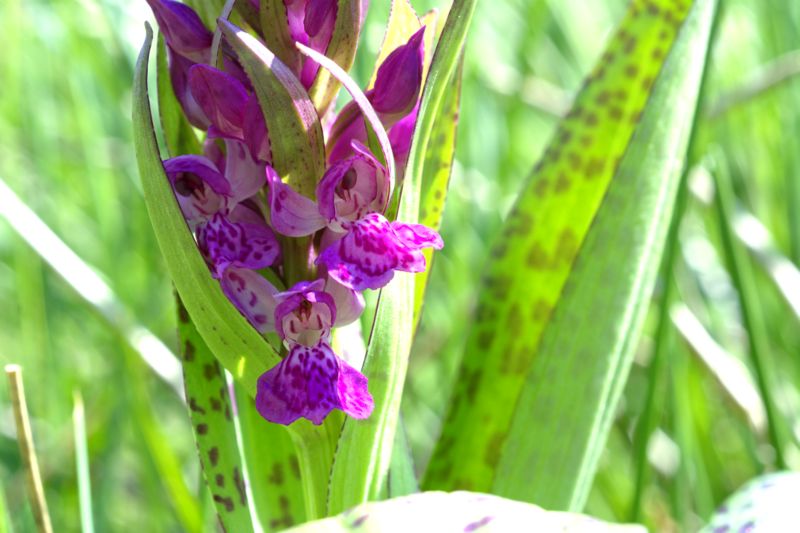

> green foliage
[133,23,278,396]
[327,0,474,514]
[178,297,255,532]
[3,0,800,531]
[425,0,709,503]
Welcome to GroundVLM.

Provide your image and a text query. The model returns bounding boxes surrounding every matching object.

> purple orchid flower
[149,1,443,427]
[255,279,374,425]
[327,27,425,163]
[267,143,443,291]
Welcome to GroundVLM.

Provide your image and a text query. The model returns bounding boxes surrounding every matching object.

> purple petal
[316,213,442,291]
[224,138,267,203]
[243,95,272,164]
[265,166,326,237]
[299,0,337,87]
[167,48,210,129]
[391,221,444,249]
[220,267,279,333]
[369,27,425,125]
[273,281,336,345]
[304,0,337,38]
[336,358,374,419]
[164,155,230,227]
[256,342,373,425]
[146,0,212,62]
[188,64,249,138]
[325,276,365,326]
[388,103,418,172]
[198,212,280,278]
[316,142,389,229]
[326,106,368,163]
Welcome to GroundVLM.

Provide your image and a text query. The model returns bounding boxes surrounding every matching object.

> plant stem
[712,167,786,468]
[6,365,53,533]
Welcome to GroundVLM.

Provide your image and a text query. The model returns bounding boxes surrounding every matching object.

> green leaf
[219,19,326,199]
[178,297,255,533]
[326,0,477,515]
[296,42,395,182]
[307,0,362,113]
[284,492,645,533]
[133,23,279,395]
[413,54,464,329]
[424,0,717,510]
[234,384,307,531]
[386,419,418,498]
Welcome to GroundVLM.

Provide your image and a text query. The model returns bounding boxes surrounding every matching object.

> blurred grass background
[1,0,798,531]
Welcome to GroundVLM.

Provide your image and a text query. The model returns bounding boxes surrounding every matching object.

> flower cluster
[147,0,442,425]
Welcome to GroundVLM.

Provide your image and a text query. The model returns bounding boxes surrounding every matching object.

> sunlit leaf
[178,297,254,533]
[425,0,717,510]
[234,384,307,532]
[133,23,279,395]
[326,0,477,514]
[413,55,463,329]
[220,19,326,199]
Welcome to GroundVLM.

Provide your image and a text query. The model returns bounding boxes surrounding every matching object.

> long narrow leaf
[220,20,327,199]
[425,0,715,510]
[178,297,254,533]
[234,384,307,531]
[133,24,279,395]
[326,0,477,514]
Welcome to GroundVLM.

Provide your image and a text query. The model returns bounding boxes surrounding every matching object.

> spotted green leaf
[220,19,326,199]
[178,297,254,533]
[326,0,477,515]
[234,384,307,532]
[425,0,716,510]
[413,54,463,329]
[133,24,279,394]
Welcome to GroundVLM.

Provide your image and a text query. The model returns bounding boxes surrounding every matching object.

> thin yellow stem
[6,364,53,533]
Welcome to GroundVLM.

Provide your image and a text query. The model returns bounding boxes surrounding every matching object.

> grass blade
[72,392,94,533]
[711,164,786,467]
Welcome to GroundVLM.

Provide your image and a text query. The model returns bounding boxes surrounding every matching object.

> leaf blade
[133,23,278,395]
[424,0,716,508]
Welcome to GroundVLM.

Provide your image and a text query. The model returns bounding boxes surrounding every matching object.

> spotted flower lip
[317,213,444,291]
[198,207,280,279]
[256,341,374,425]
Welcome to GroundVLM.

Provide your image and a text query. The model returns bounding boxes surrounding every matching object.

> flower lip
[317,141,390,231]
[274,280,337,346]
[256,341,374,425]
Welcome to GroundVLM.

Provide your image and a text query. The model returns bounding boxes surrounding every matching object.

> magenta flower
[255,280,373,425]
[148,1,440,426]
